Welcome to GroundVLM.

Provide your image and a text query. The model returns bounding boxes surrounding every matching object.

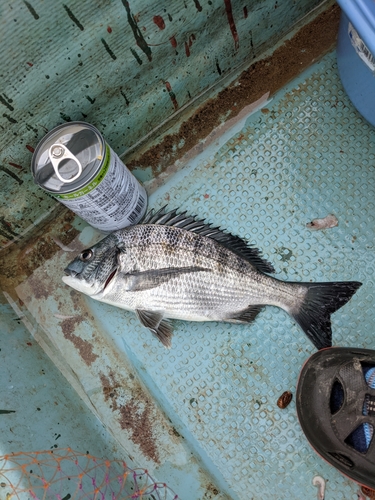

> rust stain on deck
[60,315,99,366]
[0,207,78,293]
[100,371,160,463]
[118,398,159,463]
[126,5,340,177]
[27,275,52,299]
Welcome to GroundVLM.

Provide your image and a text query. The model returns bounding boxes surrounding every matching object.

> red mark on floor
[185,41,190,57]
[27,342,32,346]
[204,194,210,199]
[26,61,33,67]
[107,26,112,33]
[224,0,239,50]
[26,145,35,153]
[164,81,178,110]
[185,34,196,56]
[243,6,248,18]
[169,36,177,48]
[153,15,165,29]
[8,162,23,169]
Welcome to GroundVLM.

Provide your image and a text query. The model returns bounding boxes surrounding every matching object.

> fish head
[62,234,120,296]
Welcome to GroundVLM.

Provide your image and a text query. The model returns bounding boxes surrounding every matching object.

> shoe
[296,347,375,490]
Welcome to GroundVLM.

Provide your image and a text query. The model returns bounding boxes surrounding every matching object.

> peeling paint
[153,15,165,30]
[126,5,340,179]
[224,0,239,50]
[170,36,177,48]
[0,208,78,292]
[100,371,160,463]
[60,315,84,336]
[118,398,160,463]
[60,316,99,366]
[27,275,52,300]
[165,81,179,110]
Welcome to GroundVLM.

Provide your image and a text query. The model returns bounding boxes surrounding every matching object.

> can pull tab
[49,143,82,183]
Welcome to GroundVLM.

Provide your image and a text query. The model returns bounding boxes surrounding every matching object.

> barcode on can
[348,22,375,71]
[128,195,145,224]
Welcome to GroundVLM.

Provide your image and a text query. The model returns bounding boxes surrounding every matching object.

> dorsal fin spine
[141,206,275,274]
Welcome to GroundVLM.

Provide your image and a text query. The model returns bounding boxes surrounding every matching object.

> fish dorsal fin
[142,207,275,274]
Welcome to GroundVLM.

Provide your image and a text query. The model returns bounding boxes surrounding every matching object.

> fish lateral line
[117,266,211,292]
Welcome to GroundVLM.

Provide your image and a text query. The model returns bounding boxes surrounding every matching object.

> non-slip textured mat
[13,49,375,499]
[89,51,375,498]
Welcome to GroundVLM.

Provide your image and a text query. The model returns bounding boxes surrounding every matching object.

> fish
[62,207,362,350]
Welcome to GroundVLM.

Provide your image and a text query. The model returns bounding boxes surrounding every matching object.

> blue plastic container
[336,0,375,127]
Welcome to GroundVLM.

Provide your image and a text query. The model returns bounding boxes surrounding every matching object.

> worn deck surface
[4,50,375,499]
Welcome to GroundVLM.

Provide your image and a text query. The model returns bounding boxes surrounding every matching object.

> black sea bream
[62,207,361,349]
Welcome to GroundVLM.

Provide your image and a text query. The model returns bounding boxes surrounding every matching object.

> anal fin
[226,305,264,324]
[135,309,173,348]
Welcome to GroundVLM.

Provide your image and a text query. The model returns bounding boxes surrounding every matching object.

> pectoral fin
[120,266,209,292]
[135,309,173,348]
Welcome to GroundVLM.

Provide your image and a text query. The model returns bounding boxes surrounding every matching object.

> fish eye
[80,249,93,261]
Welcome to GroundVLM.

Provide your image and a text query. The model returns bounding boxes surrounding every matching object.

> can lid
[31,122,105,194]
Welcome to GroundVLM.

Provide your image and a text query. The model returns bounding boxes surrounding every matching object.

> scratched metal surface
[0,0,323,247]
[11,50,375,498]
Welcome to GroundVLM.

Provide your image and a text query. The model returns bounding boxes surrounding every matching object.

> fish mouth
[64,267,77,277]
[104,268,117,289]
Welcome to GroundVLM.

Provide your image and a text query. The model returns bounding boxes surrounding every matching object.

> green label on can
[54,144,111,200]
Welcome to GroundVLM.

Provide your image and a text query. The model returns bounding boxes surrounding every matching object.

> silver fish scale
[117,224,258,274]
[102,224,302,320]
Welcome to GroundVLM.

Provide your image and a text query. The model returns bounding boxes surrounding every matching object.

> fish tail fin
[291,281,362,350]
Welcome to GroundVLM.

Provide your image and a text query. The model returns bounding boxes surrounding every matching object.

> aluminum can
[31,122,147,231]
